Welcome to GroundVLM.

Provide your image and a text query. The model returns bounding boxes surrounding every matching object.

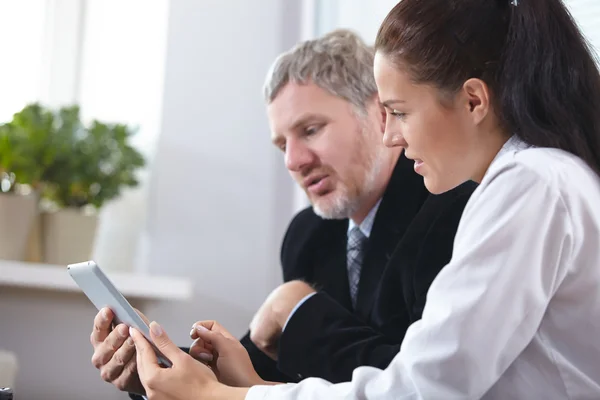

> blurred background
[0,1,598,399]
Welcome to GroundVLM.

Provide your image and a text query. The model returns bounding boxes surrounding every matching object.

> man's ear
[377,98,387,134]
[462,78,491,125]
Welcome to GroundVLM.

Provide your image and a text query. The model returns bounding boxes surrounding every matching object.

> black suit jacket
[241,153,477,383]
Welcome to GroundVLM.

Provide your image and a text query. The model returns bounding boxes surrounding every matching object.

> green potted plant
[39,106,146,265]
[0,104,72,261]
[0,102,145,265]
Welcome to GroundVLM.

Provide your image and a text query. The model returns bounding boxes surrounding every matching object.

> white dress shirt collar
[489,134,532,170]
[347,198,382,239]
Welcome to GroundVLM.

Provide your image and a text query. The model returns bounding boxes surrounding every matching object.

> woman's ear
[462,78,491,125]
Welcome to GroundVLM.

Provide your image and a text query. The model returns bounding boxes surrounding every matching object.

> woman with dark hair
[127,1,600,399]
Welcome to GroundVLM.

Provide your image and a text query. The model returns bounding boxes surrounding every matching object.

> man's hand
[90,307,147,395]
[131,321,250,400]
[249,281,316,360]
[189,320,265,387]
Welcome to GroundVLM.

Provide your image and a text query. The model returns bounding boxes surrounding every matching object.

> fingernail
[150,321,163,336]
[196,325,209,332]
[103,309,109,320]
[198,353,213,362]
[129,327,135,338]
[119,324,129,337]
[190,328,195,337]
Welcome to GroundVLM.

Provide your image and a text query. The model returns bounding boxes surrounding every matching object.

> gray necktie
[347,226,367,308]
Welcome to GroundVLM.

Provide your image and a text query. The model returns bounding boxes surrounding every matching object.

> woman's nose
[383,129,407,148]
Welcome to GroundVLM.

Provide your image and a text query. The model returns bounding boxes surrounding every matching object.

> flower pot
[41,209,98,265]
[0,192,38,261]
[92,186,147,273]
[0,349,18,389]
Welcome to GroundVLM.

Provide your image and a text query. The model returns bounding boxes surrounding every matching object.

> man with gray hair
[88,29,476,398]
[234,29,476,383]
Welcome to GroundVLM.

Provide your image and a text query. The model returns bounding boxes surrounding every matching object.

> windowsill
[0,260,193,301]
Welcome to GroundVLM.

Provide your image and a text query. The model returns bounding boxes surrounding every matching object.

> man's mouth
[308,176,324,187]
[305,175,329,194]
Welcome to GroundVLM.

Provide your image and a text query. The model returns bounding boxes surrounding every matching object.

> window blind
[565,0,600,61]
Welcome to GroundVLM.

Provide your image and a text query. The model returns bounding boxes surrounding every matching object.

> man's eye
[390,110,407,120]
[305,125,321,135]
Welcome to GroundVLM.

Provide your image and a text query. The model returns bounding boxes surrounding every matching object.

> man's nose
[285,140,315,172]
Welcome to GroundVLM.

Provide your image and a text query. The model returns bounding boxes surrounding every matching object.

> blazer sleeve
[279,207,320,282]
[275,187,474,383]
[240,331,297,382]
[277,292,400,383]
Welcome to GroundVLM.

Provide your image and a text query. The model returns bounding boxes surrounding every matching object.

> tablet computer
[67,260,172,367]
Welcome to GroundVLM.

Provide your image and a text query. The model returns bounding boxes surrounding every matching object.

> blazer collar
[354,152,430,317]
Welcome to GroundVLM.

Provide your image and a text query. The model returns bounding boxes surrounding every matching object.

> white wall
[0,0,301,399]
[0,0,47,122]
[138,0,300,345]
[0,288,150,400]
[314,0,399,43]
[81,0,169,274]
[566,0,600,57]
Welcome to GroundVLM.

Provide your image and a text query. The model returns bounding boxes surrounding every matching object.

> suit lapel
[354,153,430,318]
[311,219,353,310]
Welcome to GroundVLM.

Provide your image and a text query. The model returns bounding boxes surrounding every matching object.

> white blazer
[247,136,600,399]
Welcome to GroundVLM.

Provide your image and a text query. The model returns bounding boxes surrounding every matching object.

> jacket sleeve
[275,189,473,383]
[279,207,319,282]
[277,292,400,383]
[240,331,297,382]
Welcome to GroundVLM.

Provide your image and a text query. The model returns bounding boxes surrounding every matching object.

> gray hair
[263,29,377,113]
